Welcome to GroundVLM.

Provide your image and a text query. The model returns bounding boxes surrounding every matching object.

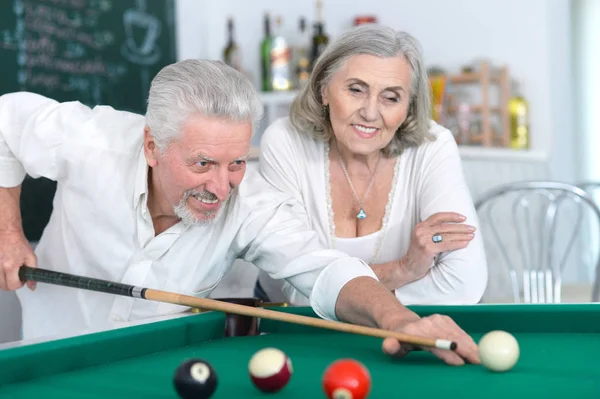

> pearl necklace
[324,141,400,265]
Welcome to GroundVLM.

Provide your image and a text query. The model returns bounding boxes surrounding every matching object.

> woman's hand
[397,212,475,285]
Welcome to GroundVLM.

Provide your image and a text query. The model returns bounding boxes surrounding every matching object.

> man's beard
[173,189,231,226]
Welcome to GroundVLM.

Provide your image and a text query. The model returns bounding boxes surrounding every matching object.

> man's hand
[382,313,480,366]
[0,230,37,291]
[335,277,478,366]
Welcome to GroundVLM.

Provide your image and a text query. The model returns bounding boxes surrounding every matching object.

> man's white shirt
[0,92,377,340]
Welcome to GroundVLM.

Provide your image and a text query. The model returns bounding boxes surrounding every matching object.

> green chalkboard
[0,0,178,241]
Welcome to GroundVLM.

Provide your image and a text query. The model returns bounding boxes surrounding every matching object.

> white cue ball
[478,330,520,372]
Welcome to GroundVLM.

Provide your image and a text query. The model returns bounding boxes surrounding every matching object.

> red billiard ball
[322,359,371,399]
[248,347,293,392]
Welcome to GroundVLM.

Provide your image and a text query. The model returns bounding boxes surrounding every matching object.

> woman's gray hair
[290,24,432,156]
[146,59,263,151]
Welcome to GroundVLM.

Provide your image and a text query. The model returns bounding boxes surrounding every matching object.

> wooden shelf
[458,146,547,162]
[449,72,502,85]
[248,145,547,163]
[258,90,299,105]
[447,105,503,113]
[444,61,510,147]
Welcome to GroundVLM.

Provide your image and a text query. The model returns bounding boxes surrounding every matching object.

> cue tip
[434,339,457,351]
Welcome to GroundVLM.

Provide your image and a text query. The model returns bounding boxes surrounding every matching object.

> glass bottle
[260,13,273,91]
[310,0,329,70]
[270,16,292,91]
[509,82,530,149]
[223,17,241,72]
[294,17,311,89]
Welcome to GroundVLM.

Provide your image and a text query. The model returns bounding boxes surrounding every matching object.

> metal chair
[475,181,600,303]
[578,182,600,196]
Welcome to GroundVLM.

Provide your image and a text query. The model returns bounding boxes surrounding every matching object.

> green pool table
[1,304,600,398]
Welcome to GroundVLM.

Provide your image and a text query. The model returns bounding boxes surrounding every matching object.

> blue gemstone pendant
[356,209,367,219]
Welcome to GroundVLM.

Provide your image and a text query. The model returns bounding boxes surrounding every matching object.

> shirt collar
[133,146,149,210]
[132,147,192,236]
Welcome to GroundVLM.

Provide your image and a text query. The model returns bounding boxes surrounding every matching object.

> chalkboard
[0,0,178,241]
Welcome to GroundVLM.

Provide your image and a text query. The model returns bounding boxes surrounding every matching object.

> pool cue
[190,301,287,314]
[18,266,457,351]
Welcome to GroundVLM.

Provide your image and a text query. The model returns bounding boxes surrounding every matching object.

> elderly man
[0,59,478,365]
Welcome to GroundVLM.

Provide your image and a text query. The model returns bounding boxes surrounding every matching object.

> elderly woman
[254,24,488,306]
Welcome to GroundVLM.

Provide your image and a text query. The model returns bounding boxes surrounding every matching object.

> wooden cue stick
[18,266,456,351]
[191,301,287,314]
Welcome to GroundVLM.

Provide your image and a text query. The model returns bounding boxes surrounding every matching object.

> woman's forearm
[370,258,421,291]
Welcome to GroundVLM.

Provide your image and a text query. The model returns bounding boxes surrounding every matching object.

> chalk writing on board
[0,0,176,242]
[0,0,174,113]
[121,0,162,100]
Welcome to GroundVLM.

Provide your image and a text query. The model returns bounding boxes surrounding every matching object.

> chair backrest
[578,182,600,198]
[475,181,600,303]
[577,181,600,294]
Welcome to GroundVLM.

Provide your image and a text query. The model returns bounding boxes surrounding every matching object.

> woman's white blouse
[257,117,488,306]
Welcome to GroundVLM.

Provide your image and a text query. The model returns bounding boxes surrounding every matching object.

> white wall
[547,0,576,183]
[573,0,600,183]
[175,0,575,176]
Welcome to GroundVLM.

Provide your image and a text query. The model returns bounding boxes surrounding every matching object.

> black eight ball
[173,359,218,399]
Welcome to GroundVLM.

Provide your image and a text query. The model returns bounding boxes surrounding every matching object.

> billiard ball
[322,359,371,399]
[478,330,520,372]
[248,347,293,392]
[173,359,218,399]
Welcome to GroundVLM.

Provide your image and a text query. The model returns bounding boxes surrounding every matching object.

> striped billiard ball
[248,347,293,392]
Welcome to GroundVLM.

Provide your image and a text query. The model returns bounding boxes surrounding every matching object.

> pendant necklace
[334,140,381,219]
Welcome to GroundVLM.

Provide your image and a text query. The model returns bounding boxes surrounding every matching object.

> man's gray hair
[290,24,432,156]
[146,59,264,151]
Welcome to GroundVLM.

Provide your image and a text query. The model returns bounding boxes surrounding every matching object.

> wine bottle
[310,0,329,70]
[223,17,241,71]
[260,13,273,91]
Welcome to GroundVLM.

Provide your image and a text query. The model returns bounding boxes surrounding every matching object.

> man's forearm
[334,276,419,330]
[0,186,24,233]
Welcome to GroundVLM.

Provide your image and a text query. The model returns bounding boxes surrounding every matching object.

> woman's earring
[322,104,329,117]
